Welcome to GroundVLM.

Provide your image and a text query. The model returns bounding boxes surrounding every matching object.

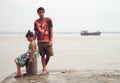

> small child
[14,30,37,78]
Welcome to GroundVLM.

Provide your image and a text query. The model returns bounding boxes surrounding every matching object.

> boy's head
[37,7,45,13]
[37,7,45,18]
[26,30,34,37]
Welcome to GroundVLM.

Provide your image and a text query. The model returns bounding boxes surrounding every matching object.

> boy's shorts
[38,42,53,56]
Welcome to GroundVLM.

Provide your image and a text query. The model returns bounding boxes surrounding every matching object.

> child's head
[26,30,34,42]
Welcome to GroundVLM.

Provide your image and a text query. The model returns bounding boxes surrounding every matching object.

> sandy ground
[1,69,120,83]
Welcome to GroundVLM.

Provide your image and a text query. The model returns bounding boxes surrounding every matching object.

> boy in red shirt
[34,7,53,76]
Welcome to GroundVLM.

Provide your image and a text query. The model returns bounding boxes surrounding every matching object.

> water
[52,33,120,69]
[0,33,120,81]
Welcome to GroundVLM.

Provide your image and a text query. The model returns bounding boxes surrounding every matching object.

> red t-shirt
[34,17,53,41]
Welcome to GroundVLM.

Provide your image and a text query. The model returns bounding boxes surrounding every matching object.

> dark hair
[37,7,45,13]
[26,30,34,37]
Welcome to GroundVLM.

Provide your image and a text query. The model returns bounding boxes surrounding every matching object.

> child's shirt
[27,41,38,58]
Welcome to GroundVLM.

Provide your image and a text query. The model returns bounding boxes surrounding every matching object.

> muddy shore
[1,69,120,83]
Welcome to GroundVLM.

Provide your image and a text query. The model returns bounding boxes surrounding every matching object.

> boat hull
[81,32,101,36]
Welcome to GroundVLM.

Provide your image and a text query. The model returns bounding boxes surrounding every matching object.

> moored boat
[81,30,101,36]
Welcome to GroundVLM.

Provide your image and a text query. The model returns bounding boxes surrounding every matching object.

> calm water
[0,33,120,81]
[52,33,120,69]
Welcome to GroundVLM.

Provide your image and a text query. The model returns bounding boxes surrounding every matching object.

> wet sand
[1,69,120,83]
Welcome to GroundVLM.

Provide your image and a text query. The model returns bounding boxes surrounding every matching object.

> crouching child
[14,30,38,78]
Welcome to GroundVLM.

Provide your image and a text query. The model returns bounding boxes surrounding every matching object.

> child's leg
[16,65,22,76]
[22,63,28,76]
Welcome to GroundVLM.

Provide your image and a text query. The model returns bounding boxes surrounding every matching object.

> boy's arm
[37,26,45,34]
[48,18,53,45]
[49,27,53,45]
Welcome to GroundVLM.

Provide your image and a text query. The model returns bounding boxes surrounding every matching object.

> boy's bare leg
[39,55,50,76]
[45,55,50,65]
[45,55,50,74]
[41,55,47,74]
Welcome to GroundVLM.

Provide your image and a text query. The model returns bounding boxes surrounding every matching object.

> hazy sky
[0,0,120,32]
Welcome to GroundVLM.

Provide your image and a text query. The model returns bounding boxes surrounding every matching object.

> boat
[81,30,101,36]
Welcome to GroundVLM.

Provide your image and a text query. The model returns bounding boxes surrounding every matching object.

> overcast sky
[0,0,120,32]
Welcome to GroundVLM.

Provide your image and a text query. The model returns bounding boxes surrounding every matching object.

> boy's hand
[49,41,52,46]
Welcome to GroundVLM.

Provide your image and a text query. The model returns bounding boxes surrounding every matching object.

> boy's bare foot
[42,69,50,74]
[38,71,48,77]
[46,71,49,74]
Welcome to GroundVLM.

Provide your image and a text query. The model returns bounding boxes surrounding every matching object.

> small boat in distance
[81,30,101,36]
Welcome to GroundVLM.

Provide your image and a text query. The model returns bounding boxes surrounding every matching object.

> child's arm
[34,31,37,40]
[29,41,35,62]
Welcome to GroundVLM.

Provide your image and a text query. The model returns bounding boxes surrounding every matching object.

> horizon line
[0,31,120,34]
